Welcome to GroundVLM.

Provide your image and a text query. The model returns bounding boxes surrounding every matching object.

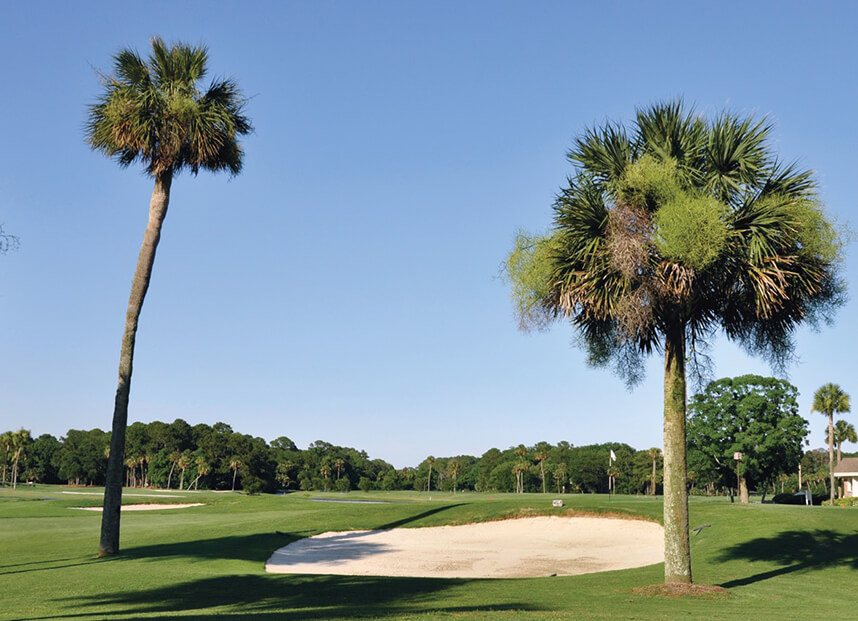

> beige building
[833,457,858,498]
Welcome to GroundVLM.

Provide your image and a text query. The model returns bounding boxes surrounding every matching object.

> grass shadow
[717,529,858,588]
[31,574,541,620]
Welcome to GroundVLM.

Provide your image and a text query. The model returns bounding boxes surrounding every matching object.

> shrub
[822,496,858,508]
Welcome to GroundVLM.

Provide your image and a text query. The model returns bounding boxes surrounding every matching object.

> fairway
[2,487,856,620]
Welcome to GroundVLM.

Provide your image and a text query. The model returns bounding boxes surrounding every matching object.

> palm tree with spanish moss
[507,100,844,584]
[87,37,251,556]
[812,383,851,503]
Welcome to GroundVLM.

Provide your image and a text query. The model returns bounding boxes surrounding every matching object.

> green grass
[1,486,855,620]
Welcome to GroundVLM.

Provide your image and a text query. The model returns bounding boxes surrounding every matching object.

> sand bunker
[72,503,204,511]
[266,515,663,579]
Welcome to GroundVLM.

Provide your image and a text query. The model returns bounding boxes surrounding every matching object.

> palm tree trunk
[662,323,692,584]
[232,468,238,491]
[99,172,173,557]
[828,414,835,504]
[167,463,175,489]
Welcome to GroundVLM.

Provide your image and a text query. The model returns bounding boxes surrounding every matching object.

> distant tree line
[3,377,849,496]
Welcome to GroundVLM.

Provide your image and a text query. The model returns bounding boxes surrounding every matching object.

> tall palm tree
[87,37,251,556]
[507,100,844,584]
[832,419,857,464]
[812,384,851,503]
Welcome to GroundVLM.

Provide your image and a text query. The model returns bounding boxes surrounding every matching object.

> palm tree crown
[812,383,851,420]
[518,101,842,377]
[87,36,252,177]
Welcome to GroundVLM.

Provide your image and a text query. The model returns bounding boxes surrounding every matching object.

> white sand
[71,503,204,511]
[266,515,663,579]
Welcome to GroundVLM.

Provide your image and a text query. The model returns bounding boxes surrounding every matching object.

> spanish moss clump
[504,230,559,331]
[653,194,729,271]
[616,155,681,211]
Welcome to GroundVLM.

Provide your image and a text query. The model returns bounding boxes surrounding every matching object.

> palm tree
[507,100,844,584]
[190,456,210,491]
[333,458,345,481]
[0,431,11,486]
[229,458,242,491]
[832,420,857,465]
[320,463,332,492]
[425,456,435,492]
[10,429,31,489]
[177,452,192,491]
[533,452,549,493]
[553,463,568,494]
[446,459,461,493]
[646,448,661,496]
[166,451,181,489]
[87,37,251,556]
[512,461,529,494]
[812,384,851,503]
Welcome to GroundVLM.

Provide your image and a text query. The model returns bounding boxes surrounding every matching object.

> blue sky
[1,1,855,467]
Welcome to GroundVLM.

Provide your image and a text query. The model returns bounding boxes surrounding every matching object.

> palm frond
[705,113,772,203]
[567,123,632,185]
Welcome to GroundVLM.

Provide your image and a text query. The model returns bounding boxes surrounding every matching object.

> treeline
[2,421,662,494]
[2,418,846,496]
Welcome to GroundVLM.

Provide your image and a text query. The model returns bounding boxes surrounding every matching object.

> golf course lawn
[1,487,855,620]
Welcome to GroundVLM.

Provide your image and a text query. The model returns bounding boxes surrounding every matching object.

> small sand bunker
[72,503,204,511]
[266,515,663,579]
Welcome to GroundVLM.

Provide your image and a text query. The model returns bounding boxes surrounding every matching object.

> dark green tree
[688,376,807,502]
[87,37,251,555]
[506,100,844,583]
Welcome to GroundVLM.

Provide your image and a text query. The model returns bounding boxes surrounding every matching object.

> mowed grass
[1,487,855,620]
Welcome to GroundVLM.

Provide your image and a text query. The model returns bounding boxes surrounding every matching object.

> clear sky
[1,1,855,468]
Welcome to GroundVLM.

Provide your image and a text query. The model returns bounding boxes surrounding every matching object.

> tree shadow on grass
[30,574,541,620]
[716,529,858,588]
[119,503,466,566]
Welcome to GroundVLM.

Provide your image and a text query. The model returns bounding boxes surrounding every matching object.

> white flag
[610,449,617,461]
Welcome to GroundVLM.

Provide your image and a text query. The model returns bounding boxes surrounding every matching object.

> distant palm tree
[812,384,851,503]
[512,462,529,494]
[831,420,857,465]
[425,456,435,492]
[177,452,192,491]
[10,429,31,489]
[513,445,529,494]
[320,464,332,492]
[87,37,251,556]
[533,452,549,493]
[229,459,242,491]
[646,448,661,495]
[446,459,461,493]
[166,451,181,489]
[333,458,345,481]
[553,463,568,494]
